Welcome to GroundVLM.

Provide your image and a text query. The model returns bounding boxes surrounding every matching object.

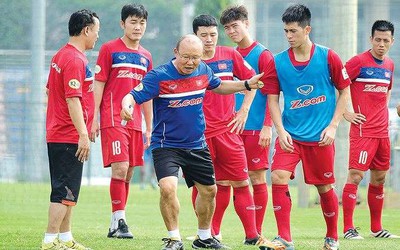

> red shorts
[100,127,144,168]
[207,132,248,181]
[271,139,335,185]
[349,137,390,171]
[240,131,269,171]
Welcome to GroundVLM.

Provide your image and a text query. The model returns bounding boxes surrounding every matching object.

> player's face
[370,30,394,60]
[85,17,100,50]
[174,40,203,75]
[223,20,248,44]
[283,22,310,48]
[195,26,218,55]
[121,15,147,42]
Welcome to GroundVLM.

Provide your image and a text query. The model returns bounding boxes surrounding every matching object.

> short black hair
[372,20,394,36]
[192,14,218,34]
[220,5,248,26]
[68,9,99,37]
[121,3,148,22]
[282,4,311,28]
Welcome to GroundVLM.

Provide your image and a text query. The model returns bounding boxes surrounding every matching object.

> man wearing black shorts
[42,9,99,250]
[121,34,264,250]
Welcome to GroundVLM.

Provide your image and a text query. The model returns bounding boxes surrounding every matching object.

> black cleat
[244,236,259,245]
[192,236,230,249]
[161,238,184,250]
[107,219,134,239]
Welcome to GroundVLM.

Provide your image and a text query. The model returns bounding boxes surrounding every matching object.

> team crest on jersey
[134,83,144,91]
[94,65,101,74]
[196,80,203,86]
[297,85,313,96]
[140,57,147,65]
[218,63,227,70]
[68,79,80,89]
[385,71,391,78]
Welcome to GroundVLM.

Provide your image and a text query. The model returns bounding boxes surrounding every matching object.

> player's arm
[89,80,105,142]
[142,100,153,149]
[268,94,293,153]
[319,50,351,146]
[259,102,273,148]
[342,56,366,125]
[212,72,264,95]
[66,97,90,162]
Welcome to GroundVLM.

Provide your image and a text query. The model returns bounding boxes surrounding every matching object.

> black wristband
[244,80,251,91]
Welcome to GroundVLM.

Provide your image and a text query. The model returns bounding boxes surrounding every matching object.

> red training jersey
[46,44,90,143]
[345,50,394,138]
[202,46,255,138]
[95,38,153,130]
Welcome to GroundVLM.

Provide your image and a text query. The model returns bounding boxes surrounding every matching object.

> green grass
[0,183,399,249]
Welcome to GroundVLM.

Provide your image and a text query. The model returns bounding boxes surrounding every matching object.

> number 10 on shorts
[358,150,368,165]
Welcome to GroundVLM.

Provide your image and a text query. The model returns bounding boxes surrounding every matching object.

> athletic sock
[342,183,358,232]
[110,178,126,212]
[125,180,130,206]
[43,233,58,244]
[253,183,268,234]
[272,184,292,242]
[320,188,339,240]
[58,231,73,242]
[368,183,384,233]
[233,186,258,239]
[211,184,230,235]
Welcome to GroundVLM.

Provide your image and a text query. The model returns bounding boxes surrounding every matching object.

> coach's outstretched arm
[121,94,136,122]
[212,72,264,95]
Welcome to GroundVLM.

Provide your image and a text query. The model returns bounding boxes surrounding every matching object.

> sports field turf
[0,182,399,249]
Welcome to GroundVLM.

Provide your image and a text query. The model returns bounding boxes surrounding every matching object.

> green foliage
[1,182,400,249]
[193,0,234,46]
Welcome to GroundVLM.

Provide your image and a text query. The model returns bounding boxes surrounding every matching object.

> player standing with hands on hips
[341,20,400,240]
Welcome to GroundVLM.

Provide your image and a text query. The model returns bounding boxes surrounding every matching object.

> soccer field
[0,183,399,250]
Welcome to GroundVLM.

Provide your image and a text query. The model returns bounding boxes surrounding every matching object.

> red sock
[110,178,126,212]
[368,183,384,232]
[320,188,339,240]
[342,183,358,232]
[233,186,258,239]
[212,184,230,235]
[272,184,292,242]
[191,186,198,213]
[253,183,268,234]
[125,180,130,206]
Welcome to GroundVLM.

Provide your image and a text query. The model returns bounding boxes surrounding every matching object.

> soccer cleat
[343,228,364,240]
[107,219,134,238]
[41,239,71,250]
[258,236,294,250]
[192,236,230,249]
[62,240,91,250]
[370,229,400,238]
[244,236,260,245]
[161,238,184,250]
[322,237,339,250]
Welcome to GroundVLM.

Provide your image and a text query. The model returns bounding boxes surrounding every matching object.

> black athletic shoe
[244,236,260,245]
[107,219,134,239]
[192,236,229,249]
[161,238,184,250]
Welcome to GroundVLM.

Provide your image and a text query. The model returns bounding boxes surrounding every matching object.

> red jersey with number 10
[345,51,394,138]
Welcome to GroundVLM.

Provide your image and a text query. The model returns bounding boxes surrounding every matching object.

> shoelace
[162,238,179,247]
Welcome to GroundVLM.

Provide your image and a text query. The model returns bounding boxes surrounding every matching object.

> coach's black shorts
[47,143,83,206]
[152,147,216,188]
